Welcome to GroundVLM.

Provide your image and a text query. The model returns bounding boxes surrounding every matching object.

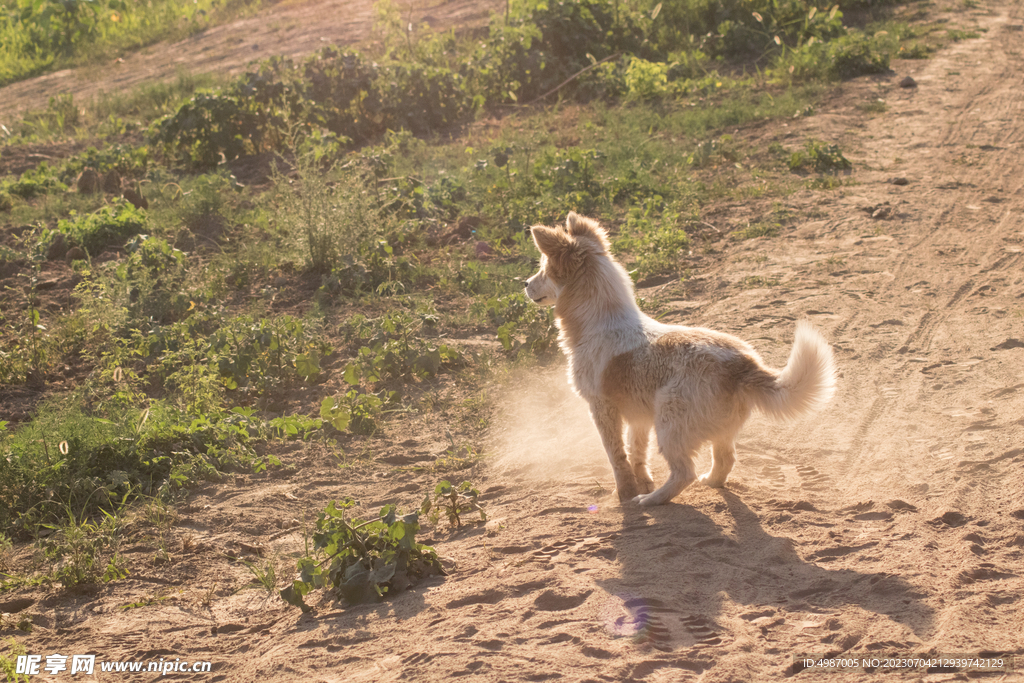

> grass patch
[733,222,780,240]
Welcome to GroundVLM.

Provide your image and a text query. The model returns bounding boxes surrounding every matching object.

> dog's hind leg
[634,406,699,506]
[627,425,655,494]
[590,400,639,501]
[699,439,736,488]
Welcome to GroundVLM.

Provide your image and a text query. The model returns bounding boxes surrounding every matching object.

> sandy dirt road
[0,0,500,124]
[4,0,1024,681]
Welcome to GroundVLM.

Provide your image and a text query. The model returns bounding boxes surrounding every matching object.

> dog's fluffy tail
[751,321,836,421]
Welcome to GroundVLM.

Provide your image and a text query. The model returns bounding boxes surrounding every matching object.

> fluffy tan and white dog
[525,212,836,506]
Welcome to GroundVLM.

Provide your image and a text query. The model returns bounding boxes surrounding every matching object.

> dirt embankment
[0,0,500,124]
[2,0,1023,681]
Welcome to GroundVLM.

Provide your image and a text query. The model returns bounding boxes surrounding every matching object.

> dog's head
[525,212,611,306]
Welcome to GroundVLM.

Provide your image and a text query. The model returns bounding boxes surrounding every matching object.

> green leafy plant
[777,29,893,82]
[0,396,281,529]
[268,414,323,441]
[58,199,147,253]
[624,57,670,100]
[1,162,68,198]
[613,199,693,279]
[149,313,331,398]
[0,255,54,384]
[788,139,852,174]
[150,92,270,169]
[61,143,150,181]
[421,480,486,529]
[341,311,460,385]
[116,234,190,323]
[532,146,606,215]
[0,638,31,682]
[280,498,444,611]
[263,388,388,442]
[480,293,558,358]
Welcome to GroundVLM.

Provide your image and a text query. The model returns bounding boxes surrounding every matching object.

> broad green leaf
[295,352,320,380]
[280,583,312,612]
[343,363,360,385]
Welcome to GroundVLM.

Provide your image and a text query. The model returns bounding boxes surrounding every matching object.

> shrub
[61,143,150,181]
[116,235,190,323]
[777,30,892,82]
[2,163,67,198]
[624,57,671,100]
[152,47,473,167]
[371,63,472,137]
[147,313,331,401]
[150,92,270,169]
[826,32,892,79]
[471,0,657,105]
[58,200,148,253]
[532,146,607,215]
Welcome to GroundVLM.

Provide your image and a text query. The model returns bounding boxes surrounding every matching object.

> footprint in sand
[521,534,619,567]
[608,597,724,653]
[794,464,831,491]
[754,458,787,487]
[533,589,593,612]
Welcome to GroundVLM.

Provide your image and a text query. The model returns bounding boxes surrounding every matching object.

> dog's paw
[616,486,639,503]
[632,493,663,507]
[698,472,727,488]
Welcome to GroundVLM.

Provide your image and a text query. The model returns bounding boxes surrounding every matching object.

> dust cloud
[486,364,610,482]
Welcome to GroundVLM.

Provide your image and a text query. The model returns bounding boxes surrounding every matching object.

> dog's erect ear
[565,212,610,252]
[531,225,571,257]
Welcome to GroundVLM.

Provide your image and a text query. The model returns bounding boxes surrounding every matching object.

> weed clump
[41,509,128,587]
[271,151,382,275]
[614,200,693,279]
[280,498,444,611]
[421,480,486,529]
[2,163,67,199]
[788,140,852,174]
[58,200,147,254]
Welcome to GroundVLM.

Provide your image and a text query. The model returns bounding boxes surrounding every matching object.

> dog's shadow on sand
[595,490,934,652]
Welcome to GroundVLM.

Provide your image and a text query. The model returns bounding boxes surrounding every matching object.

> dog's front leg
[590,400,639,501]
[627,425,655,494]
